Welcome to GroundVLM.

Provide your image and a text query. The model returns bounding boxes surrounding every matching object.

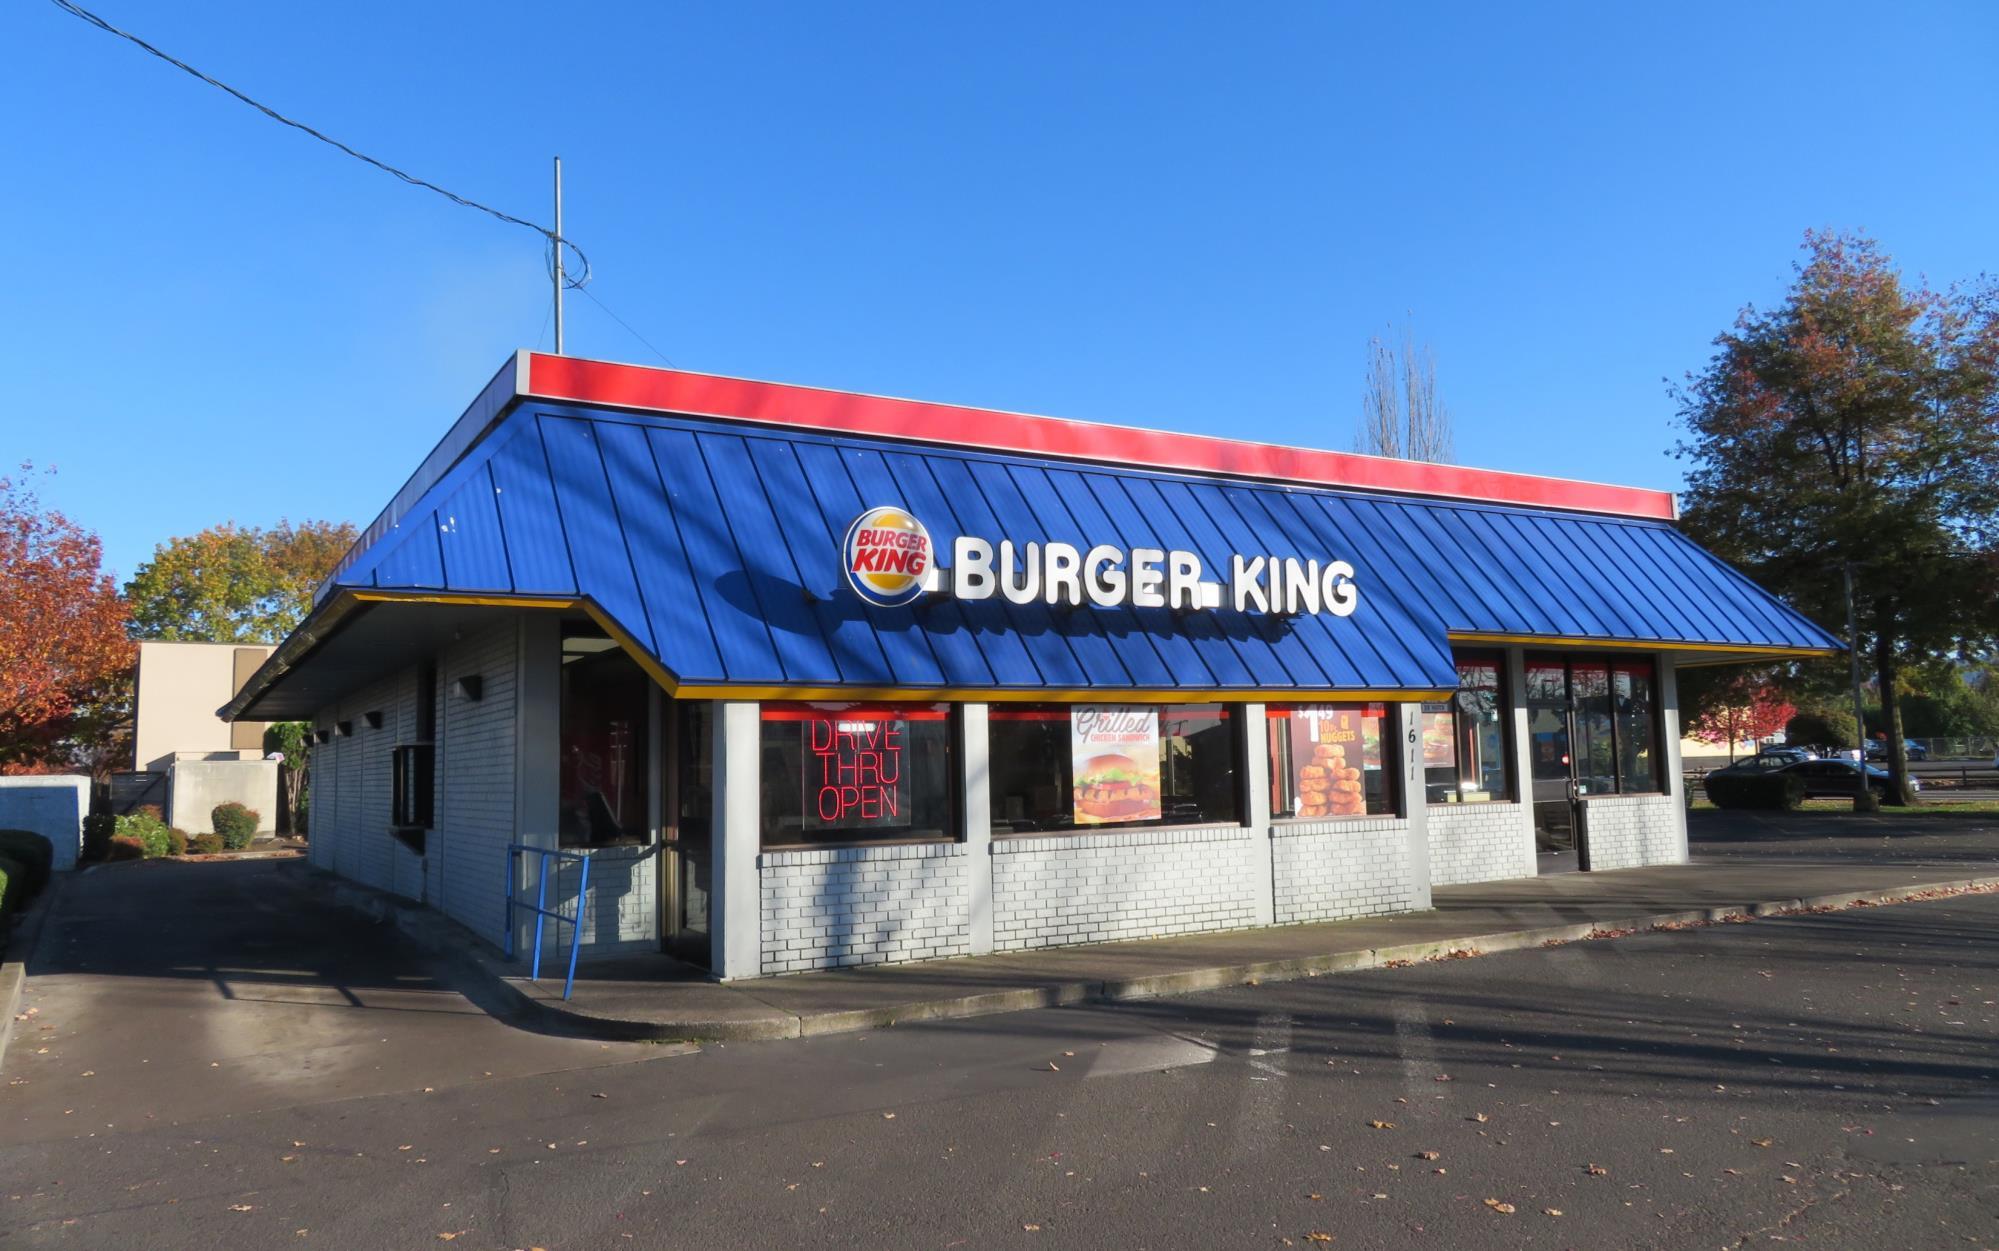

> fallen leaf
[593,1092,608,1099]
[1751,1138,1773,1148]
[1306,1193,1322,1201]
[399,1145,414,1152]
[1306,1234,1334,1244]
[1367,1120,1396,1130]
[229,1204,255,1213]
[1543,1207,1563,1217]
[1483,1199,1516,1214]
[1046,1063,1060,1072]
[1586,1164,1608,1176]
[883,1112,896,1120]
[1416,1151,1439,1161]
[281,1155,298,1164]
[1471,1112,1489,1123]
[1022,1223,1041,1232]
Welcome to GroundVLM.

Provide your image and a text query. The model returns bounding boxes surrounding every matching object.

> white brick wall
[1426,802,1532,886]
[1582,793,1685,871]
[759,843,970,974]
[992,827,1260,952]
[1272,818,1420,924]
[564,849,660,959]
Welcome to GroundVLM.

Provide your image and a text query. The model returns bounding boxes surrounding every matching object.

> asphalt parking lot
[3,819,1996,1249]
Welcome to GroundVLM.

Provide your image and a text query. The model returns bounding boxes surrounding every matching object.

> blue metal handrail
[504,843,593,1000]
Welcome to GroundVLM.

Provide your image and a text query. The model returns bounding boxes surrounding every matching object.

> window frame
[758,700,964,851]
[1265,701,1400,823]
[1522,651,1667,797]
[987,702,1247,837]
[1423,651,1515,806]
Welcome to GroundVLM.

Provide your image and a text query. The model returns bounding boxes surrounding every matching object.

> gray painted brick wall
[759,843,970,974]
[991,827,1260,952]
[1426,802,1531,886]
[1272,818,1420,924]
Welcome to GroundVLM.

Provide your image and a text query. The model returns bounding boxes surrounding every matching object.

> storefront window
[759,702,955,847]
[1423,654,1512,804]
[989,704,1241,833]
[1614,659,1659,792]
[558,627,650,847]
[1267,703,1395,819]
[1524,654,1663,796]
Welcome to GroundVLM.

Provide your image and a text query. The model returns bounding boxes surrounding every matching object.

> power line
[46,0,589,287]
[576,284,677,368]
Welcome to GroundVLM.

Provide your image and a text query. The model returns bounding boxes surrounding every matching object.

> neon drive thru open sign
[841,506,1360,618]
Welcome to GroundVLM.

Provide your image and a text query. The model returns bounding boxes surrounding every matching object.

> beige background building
[131,640,280,833]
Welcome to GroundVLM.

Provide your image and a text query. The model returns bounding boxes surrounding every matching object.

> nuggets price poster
[1069,705,1161,826]
[1287,707,1376,818]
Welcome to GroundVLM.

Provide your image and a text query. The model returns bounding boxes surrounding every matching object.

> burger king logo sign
[843,506,935,607]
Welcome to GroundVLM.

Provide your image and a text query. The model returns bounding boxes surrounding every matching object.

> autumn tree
[1680,669,1797,761]
[0,466,136,774]
[125,519,357,643]
[1357,327,1453,463]
[1675,232,1999,802]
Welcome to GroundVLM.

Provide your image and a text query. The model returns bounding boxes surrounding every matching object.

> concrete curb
[314,867,1999,1045]
[0,874,67,1075]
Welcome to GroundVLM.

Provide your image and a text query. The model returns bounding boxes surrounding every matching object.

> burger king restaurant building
[221,353,1838,980]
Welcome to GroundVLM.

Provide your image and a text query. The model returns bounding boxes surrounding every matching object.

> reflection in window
[1526,660,1570,785]
[1268,704,1395,819]
[759,703,955,847]
[989,704,1240,833]
[1615,660,1659,792]
[1524,654,1663,796]
[559,626,650,847]
[1424,655,1512,803]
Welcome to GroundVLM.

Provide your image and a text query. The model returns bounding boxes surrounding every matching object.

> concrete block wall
[0,776,90,870]
[992,827,1260,952]
[1272,817,1419,924]
[759,843,970,974]
[1582,793,1685,871]
[309,666,407,895]
[1426,802,1533,886]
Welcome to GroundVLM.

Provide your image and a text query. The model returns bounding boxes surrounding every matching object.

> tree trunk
[1873,615,1918,805]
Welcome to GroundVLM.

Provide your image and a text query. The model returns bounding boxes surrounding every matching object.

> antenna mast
[552,156,565,355]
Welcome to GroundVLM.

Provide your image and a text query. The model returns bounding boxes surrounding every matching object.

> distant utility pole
[552,156,565,355]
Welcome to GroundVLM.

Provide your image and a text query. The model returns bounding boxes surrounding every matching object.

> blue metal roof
[325,401,1840,695]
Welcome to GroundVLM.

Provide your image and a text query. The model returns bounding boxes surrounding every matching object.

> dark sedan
[1777,758,1917,800]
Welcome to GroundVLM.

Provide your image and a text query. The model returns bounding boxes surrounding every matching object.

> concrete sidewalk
[476,856,1999,1042]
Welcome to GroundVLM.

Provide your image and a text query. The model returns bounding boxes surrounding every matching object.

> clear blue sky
[5,1,1995,581]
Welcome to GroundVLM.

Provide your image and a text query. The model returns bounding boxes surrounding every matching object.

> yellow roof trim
[1446,632,1837,659]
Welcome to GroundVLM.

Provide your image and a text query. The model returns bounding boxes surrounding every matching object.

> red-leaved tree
[1684,672,1797,762]
[0,466,136,774]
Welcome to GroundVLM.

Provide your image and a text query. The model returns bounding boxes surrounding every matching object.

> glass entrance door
[1525,658,1584,874]
[662,700,713,967]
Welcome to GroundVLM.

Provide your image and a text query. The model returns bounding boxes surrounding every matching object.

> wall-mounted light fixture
[335,721,353,737]
[454,675,484,702]
[364,710,384,729]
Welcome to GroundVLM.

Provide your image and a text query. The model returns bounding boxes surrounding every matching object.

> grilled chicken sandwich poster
[1070,706,1161,825]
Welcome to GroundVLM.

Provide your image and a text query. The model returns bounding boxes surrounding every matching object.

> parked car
[1706,747,1816,777]
[1776,758,1917,801]
[1864,739,1929,762]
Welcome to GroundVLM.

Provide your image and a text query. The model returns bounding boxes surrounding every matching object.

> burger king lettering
[841,507,1361,618]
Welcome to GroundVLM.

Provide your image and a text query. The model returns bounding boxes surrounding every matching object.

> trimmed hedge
[212,802,259,850]
[106,836,145,862]
[1703,771,1807,810]
[83,812,116,861]
[192,832,225,855]
[0,829,54,894]
[166,828,189,857]
[115,811,172,859]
